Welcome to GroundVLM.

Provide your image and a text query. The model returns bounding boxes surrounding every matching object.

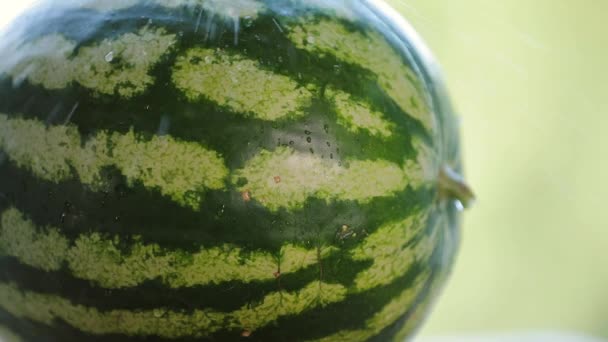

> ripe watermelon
[0,0,472,341]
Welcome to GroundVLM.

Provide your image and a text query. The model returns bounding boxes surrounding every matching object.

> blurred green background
[385,0,608,338]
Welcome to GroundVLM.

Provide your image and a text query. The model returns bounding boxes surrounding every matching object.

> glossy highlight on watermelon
[0,0,472,341]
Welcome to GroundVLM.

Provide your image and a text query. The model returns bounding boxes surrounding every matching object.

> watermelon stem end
[438,165,475,210]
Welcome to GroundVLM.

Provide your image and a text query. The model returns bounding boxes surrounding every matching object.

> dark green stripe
[369,272,438,342]
[0,216,442,340]
[0,204,440,340]
[0,161,432,251]
[373,218,458,342]
[0,267,428,341]
[249,262,428,341]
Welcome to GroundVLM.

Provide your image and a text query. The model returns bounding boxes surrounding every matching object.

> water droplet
[104,51,114,62]
[115,184,128,198]
[157,115,171,136]
[309,148,314,154]
[304,130,311,135]
[289,141,294,145]
[323,124,329,133]
[153,308,167,318]
[454,200,465,212]
[326,141,331,147]
[244,16,254,27]
[330,153,334,159]
[306,137,312,143]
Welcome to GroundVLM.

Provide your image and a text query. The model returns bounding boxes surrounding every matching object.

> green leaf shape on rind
[0,114,228,209]
[0,27,176,98]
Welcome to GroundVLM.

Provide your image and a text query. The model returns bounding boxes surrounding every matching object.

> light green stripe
[0,205,434,291]
[171,47,396,137]
[78,0,265,19]
[232,281,348,331]
[0,326,22,342]
[309,271,430,342]
[288,20,436,132]
[0,280,346,338]
[1,27,175,98]
[232,146,417,211]
[172,48,315,121]
[0,208,69,272]
[326,87,394,138]
[411,135,439,183]
[350,209,436,292]
[392,273,446,342]
[0,207,335,288]
[0,114,228,209]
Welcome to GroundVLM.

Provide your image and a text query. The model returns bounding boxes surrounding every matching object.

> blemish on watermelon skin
[231,146,418,211]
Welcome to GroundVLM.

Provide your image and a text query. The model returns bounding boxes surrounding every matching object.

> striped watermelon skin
[0,1,464,341]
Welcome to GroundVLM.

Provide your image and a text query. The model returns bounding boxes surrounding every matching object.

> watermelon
[0,0,473,341]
